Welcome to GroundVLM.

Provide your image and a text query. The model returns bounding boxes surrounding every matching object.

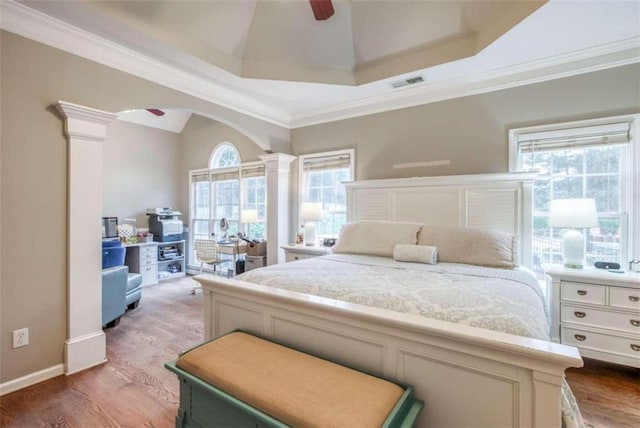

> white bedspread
[236,254,583,428]
[238,254,548,340]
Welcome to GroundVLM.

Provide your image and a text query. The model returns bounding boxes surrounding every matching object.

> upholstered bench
[165,331,423,428]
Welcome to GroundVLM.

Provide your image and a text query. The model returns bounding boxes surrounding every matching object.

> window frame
[187,144,267,271]
[509,114,639,267]
[298,149,355,240]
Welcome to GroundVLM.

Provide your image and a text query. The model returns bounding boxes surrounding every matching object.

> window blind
[191,171,210,183]
[211,168,239,182]
[241,164,265,178]
[517,122,631,153]
[302,153,351,171]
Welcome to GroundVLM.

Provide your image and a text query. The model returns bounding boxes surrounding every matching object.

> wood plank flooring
[1,275,638,427]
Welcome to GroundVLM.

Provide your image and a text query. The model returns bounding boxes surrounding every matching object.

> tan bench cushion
[176,332,404,428]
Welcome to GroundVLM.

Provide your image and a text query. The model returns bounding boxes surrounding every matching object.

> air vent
[390,75,424,89]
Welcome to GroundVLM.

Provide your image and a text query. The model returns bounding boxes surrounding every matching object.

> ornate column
[55,101,116,375]
[259,153,296,265]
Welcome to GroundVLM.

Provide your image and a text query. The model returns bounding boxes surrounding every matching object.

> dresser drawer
[561,303,640,334]
[285,253,313,262]
[141,245,157,258]
[560,281,606,305]
[610,287,640,311]
[141,265,158,283]
[561,326,640,362]
[141,256,157,266]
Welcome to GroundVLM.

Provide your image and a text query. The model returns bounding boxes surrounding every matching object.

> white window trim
[508,113,639,264]
[188,159,267,269]
[297,148,355,236]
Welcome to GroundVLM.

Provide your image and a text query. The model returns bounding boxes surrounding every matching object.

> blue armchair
[102,239,143,312]
[102,265,128,328]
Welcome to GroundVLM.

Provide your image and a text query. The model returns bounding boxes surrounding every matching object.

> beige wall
[104,120,182,227]
[0,31,286,383]
[292,64,640,180]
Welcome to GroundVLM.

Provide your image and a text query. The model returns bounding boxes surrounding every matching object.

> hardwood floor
[1,275,638,427]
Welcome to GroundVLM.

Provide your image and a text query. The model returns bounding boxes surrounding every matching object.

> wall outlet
[12,328,29,348]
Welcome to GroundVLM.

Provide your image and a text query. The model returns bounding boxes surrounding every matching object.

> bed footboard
[196,274,582,428]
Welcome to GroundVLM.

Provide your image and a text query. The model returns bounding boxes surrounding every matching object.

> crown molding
[2,1,638,130]
[290,37,640,128]
[0,1,292,128]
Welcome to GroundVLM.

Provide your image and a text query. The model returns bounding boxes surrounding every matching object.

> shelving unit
[157,240,186,281]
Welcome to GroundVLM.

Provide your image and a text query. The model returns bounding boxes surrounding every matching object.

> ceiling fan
[309,0,334,21]
[146,108,165,117]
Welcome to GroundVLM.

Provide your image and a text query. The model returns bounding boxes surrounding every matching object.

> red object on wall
[146,108,165,116]
[309,0,334,21]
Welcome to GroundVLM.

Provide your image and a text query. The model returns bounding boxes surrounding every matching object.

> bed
[195,172,584,428]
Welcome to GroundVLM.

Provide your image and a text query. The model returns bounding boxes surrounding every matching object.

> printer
[146,208,183,242]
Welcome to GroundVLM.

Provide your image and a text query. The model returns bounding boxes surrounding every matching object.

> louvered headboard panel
[345,173,535,267]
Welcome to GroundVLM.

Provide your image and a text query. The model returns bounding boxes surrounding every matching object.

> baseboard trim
[0,364,65,396]
[65,330,107,375]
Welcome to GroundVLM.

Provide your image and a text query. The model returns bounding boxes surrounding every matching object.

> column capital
[259,153,296,171]
[55,100,117,142]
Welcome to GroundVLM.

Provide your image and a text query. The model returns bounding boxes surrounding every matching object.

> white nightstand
[281,244,332,262]
[543,264,640,367]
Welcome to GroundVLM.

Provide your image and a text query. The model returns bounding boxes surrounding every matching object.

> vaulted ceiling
[74,0,545,85]
[4,0,640,128]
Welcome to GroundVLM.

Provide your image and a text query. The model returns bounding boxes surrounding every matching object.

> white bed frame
[196,173,583,428]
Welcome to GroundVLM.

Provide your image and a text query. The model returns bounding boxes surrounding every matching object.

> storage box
[166,332,423,428]
[245,255,266,271]
[245,241,267,256]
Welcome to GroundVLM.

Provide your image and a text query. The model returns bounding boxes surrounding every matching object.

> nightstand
[281,244,332,262]
[543,264,640,367]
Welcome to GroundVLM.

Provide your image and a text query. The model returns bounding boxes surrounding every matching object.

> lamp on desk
[300,202,322,246]
[241,209,258,238]
[549,198,599,269]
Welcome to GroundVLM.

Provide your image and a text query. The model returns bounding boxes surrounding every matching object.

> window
[189,144,266,270]
[510,116,638,273]
[299,149,354,239]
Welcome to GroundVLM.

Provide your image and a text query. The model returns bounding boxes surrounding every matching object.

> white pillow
[394,244,438,264]
[333,220,422,258]
[417,225,518,268]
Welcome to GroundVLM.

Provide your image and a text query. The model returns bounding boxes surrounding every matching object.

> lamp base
[304,222,316,246]
[562,229,585,269]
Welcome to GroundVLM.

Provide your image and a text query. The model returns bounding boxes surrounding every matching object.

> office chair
[192,239,226,294]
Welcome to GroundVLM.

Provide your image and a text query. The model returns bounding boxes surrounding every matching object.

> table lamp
[549,198,598,269]
[300,202,322,246]
[241,209,258,237]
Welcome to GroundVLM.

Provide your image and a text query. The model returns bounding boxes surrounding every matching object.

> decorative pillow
[417,225,518,268]
[393,244,438,264]
[333,220,422,258]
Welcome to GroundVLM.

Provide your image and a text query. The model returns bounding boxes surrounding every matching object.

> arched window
[210,143,240,169]
[190,142,267,274]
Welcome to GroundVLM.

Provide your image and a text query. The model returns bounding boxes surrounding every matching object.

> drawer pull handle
[574,311,586,318]
[577,290,587,296]
[631,344,640,352]
[574,334,586,341]
[629,296,640,302]
[631,320,640,327]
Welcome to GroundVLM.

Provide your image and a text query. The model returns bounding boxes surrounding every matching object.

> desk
[124,242,159,286]
[217,243,247,275]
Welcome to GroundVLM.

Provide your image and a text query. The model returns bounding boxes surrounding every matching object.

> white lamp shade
[241,209,258,224]
[300,202,323,221]
[549,199,599,228]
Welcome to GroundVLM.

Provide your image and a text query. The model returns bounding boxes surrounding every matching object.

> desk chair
[192,239,227,294]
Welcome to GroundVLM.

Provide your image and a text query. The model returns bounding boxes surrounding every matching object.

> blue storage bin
[102,240,125,269]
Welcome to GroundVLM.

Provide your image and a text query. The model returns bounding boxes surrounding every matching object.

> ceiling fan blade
[146,108,165,117]
[309,0,334,21]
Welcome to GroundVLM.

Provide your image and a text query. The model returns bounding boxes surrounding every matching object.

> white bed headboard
[345,172,536,267]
